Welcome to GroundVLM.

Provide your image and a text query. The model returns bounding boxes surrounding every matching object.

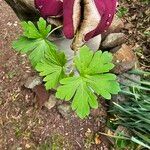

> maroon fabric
[85,0,117,41]
[35,0,63,18]
[94,0,117,36]
[35,0,117,41]
[63,0,75,39]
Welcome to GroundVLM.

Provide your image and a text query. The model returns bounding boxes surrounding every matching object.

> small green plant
[13,18,120,118]
[108,70,150,149]
[38,134,72,150]
[117,7,128,18]
[140,0,150,4]
[114,131,136,150]
[144,30,150,37]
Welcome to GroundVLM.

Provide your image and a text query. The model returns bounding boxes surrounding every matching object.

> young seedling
[13,18,120,118]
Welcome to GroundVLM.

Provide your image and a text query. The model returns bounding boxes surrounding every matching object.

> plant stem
[47,25,63,38]
[72,49,78,74]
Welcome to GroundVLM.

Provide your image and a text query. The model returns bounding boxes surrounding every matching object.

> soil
[119,0,150,71]
[0,0,149,150]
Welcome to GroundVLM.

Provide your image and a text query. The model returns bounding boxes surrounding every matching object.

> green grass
[108,69,150,149]
[117,7,128,18]
[38,134,72,150]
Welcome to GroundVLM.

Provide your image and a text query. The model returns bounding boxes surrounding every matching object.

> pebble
[102,15,124,40]
[44,94,57,110]
[7,22,12,26]
[24,75,42,89]
[57,104,72,119]
[112,44,137,74]
[102,33,126,49]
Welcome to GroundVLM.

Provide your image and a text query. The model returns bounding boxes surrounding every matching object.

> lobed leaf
[13,37,57,67]
[21,17,51,39]
[21,21,42,39]
[13,18,67,90]
[37,17,51,38]
[36,59,66,90]
[56,76,98,118]
[56,45,120,118]
[74,45,114,75]
[13,18,55,67]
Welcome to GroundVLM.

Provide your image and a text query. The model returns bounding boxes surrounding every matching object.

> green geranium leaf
[21,17,51,39]
[36,60,66,90]
[56,76,98,118]
[56,45,120,118]
[35,49,67,90]
[12,18,54,67]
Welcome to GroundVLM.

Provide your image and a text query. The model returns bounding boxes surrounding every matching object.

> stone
[33,84,50,108]
[86,34,102,51]
[47,17,62,26]
[57,104,72,119]
[115,125,130,137]
[108,15,124,33]
[24,75,42,89]
[109,45,121,53]
[102,15,124,39]
[112,44,137,74]
[111,94,126,104]
[44,94,57,110]
[118,73,141,88]
[102,33,126,49]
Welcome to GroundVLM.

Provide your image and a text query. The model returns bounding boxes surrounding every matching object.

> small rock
[47,17,62,27]
[109,45,121,53]
[111,94,126,104]
[7,22,12,26]
[102,15,124,39]
[102,33,126,49]
[33,84,50,108]
[109,15,124,32]
[44,94,57,110]
[86,34,102,51]
[57,104,72,119]
[118,73,141,88]
[115,125,130,137]
[25,143,31,148]
[112,44,137,74]
[24,76,42,89]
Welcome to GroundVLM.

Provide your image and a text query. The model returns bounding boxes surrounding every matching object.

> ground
[0,0,149,150]
[119,0,150,71]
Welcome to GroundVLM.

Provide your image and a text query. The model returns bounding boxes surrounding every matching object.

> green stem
[72,49,78,74]
[47,25,63,38]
